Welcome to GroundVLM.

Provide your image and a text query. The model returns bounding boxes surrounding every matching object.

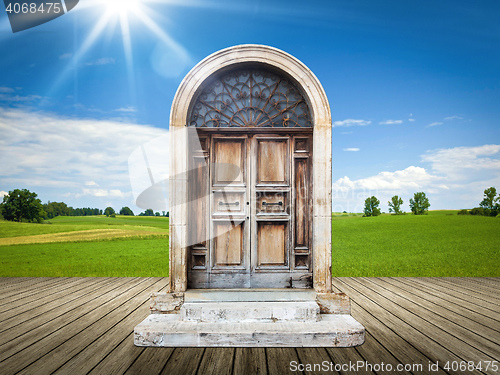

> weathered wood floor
[0,277,498,375]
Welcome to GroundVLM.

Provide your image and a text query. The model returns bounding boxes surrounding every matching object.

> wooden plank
[360,278,500,360]
[0,278,138,353]
[462,278,500,288]
[341,278,495,374]
[266,348,302,375]
[2,278,165,375]
[444,277,500,289]
[335,278,483,375]
[296,347,340,375]
[0,278,112,333]
[347,296,448,375]
[325,347,376,375]
[420,278,500,309]
[380,277,500,340]
[0,277,72,301]
[361,332,410,374]
[52,280,167,375]
[197,348,235,375]
[403,278,500,320]
[88,332,145,375]
[160,347,205,375]
[392,278,500,330]
[0,278,111,321]
[437,278,500,300]
[233,348,267,375]
[122,347,173,375]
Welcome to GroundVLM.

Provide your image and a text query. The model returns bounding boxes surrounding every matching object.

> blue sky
[0,0,499,213]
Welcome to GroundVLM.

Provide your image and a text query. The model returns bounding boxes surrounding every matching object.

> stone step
[184,289,317,302]
[180,301,320,322]
[134,313,365,347]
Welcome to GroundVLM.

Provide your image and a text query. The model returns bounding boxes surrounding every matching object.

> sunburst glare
[47,0,192,106]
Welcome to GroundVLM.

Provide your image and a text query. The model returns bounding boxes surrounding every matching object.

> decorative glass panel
[189,68,312,128]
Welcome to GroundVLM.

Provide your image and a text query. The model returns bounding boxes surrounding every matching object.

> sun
[105,0,142,16]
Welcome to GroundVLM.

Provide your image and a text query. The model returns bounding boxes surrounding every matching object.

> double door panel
[188,132,312,289]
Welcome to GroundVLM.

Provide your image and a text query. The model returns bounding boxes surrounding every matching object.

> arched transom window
[189,67,312,128]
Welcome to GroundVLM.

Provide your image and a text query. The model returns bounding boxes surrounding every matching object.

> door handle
[219,201,240,206]
[262,201,283,206]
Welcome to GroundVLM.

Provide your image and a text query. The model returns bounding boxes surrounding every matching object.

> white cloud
[332,144,500,212]
[444,115,463,121]
[333,119,371,127]
[343,148,360,152]
[85,57,116,66]
[0,190,8,198]
[334,166,438,193]
[421,144,500,181]
[332,166,440,212]
[0,107,168,208]
[0,87,42,102]
[408,118,415,122]
[427,121,443,127]
[0,87,15,94]
[379,120,403,125]
[78,188,130,199]
[115,106,137,113]
[59,53,73,60]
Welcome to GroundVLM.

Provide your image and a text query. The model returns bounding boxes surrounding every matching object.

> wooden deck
[0,277,498,375]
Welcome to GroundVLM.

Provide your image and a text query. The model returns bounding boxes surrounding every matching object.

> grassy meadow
[332,210,500,277]
[0,211,498,277]
[0,215,169,277]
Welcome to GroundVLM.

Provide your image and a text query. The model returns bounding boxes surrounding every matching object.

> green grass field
[0,211,498,277]
[0,216,169,277]
[332,210,500,277]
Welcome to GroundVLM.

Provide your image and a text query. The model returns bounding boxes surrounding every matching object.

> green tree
[119,206,135,216]
[1,189,46,223]
[409,192,430,215]
[363,196,381,217]
[480,187,497,209]
[43,201,71,219]
[479,187,499,216]
[388,195,404,215]
[104,207,115,217]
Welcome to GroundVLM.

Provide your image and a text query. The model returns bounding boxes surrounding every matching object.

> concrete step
[180,301,320,322]
[134,313,365,347]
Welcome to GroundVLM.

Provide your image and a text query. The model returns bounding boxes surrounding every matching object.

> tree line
[1,187,498,224]
[0,188,168,223]
[363,188,500,217]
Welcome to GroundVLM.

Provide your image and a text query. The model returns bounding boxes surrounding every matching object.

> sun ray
[48,0,193,107]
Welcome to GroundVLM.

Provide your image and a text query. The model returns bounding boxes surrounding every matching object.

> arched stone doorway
[169,44,333,294]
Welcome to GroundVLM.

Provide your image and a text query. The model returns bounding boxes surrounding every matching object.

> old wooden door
[188,132,312,289]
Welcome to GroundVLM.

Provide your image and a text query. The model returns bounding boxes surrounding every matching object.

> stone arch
[170,44,331,127]
[169,45,332,293]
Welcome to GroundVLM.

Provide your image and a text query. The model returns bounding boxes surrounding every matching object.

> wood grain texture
[3,277,497,374]
[257,222,286,266]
